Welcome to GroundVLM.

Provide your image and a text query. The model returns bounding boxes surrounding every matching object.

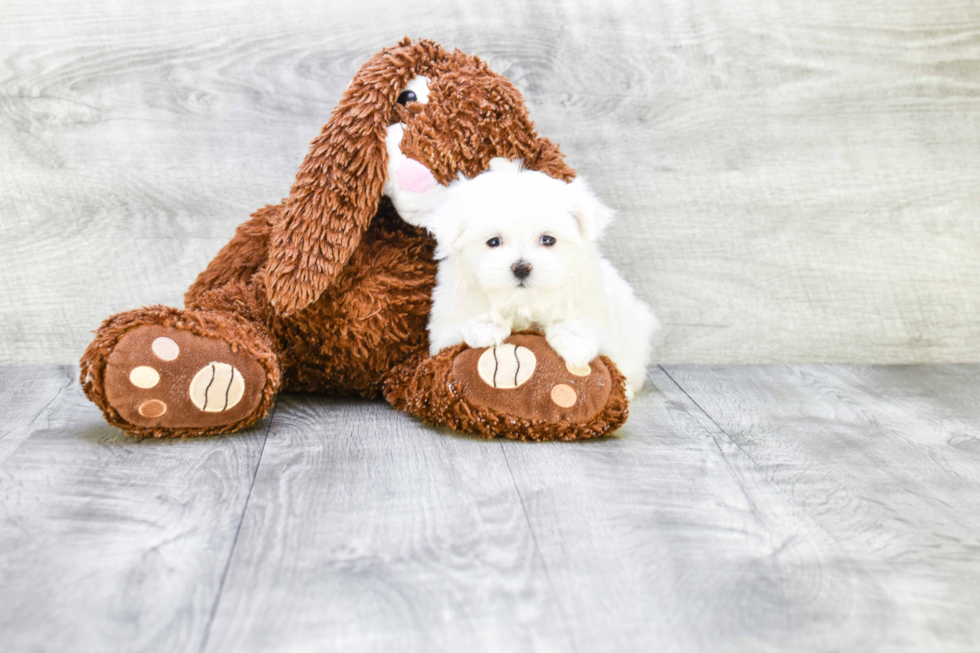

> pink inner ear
[398,158,439,194]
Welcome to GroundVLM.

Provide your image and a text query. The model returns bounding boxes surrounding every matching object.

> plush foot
[384,332,629,441]
[81,307,279,437]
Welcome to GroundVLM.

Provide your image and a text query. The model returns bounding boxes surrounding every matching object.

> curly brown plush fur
[80,38,630,441]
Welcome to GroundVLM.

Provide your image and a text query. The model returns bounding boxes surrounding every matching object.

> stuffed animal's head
[263,38,574,315]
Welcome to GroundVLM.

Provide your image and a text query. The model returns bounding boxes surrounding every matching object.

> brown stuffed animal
[80,38,629,441]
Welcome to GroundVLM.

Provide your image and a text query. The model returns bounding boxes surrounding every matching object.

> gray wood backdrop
[2,0,979,365]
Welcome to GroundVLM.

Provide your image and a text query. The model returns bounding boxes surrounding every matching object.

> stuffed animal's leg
[80,288,281,437]
[383,332,629,441]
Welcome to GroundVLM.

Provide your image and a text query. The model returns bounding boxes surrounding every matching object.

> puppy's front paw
[462,314,512,349]
[546,321,600,368]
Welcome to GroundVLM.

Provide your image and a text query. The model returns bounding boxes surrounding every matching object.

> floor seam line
[499,442,580,653]
[658,365,764,470]
[0,368,74,467]
[657,365,775,522]
[197,395,278,653]
[1,367,74,439]
[657,365,849,555]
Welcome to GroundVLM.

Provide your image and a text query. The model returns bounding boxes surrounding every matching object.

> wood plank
[2,0,980,365]
[663,363,980,652]
[0,371,270,653]
[202,394,573,653]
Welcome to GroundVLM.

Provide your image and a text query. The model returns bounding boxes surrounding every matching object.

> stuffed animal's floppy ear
[567,176,614,242]
[263,39,445,315]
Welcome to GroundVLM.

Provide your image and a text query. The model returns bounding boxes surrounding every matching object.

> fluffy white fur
[425,158,659,398]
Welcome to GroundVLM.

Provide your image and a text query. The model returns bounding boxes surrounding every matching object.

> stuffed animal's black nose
[511,261,532,280]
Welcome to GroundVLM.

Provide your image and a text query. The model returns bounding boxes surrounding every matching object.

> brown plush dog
[80,38,629,441]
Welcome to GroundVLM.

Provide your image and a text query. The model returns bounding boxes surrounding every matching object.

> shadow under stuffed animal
[80,38,629,441]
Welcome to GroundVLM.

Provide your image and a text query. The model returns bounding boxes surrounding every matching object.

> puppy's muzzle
[511,261,532,280]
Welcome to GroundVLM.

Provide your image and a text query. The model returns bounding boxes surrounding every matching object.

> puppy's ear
[567,177,614,241]
[424,195,464,260]
[263,38,445,315]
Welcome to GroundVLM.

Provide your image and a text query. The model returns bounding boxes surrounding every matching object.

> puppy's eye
[540,235,556,247]
[487,237,502,248]
[396,90,417,105]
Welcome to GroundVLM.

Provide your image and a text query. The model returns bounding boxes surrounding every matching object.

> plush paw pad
[139,399,167,418]
[550,384,577,408]
[476,344,537,389]
[129,366,160,388]
[103,325,266,429]
[189,363,246,412]
[452,332,616,423]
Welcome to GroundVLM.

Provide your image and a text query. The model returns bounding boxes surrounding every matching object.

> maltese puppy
[425,158,659,398]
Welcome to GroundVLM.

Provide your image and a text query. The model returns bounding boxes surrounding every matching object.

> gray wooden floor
[1,365,978,652]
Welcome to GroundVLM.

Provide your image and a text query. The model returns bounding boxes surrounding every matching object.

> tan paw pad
[477,344,537,389]
[565,361,592,377]
[138,399,167,418]
[151,337,180,361]
[189,362,246,412]
[551,384,577,408]
[129,366,160,389]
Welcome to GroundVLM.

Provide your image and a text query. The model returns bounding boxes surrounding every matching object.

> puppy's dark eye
[540,235,556,247]
[397,90,417,105]
[487,237,502,248]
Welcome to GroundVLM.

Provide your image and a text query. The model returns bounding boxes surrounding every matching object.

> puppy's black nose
[511,261,532,280]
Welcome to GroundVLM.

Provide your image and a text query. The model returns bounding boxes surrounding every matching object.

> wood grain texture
[2,0,979,365]
[662,363,980,652]
[1,363,979,650]
[493,365,911,652]
[0,366,271,653]
[201,394,573,653]
[0,364,74,465]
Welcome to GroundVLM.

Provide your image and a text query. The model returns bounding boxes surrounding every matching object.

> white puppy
[425,158,659,398]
